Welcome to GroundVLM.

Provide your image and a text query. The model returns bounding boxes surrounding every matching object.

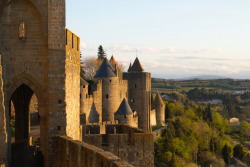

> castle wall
[0,1,81,166]
[115,114,138,128]
[150,109,156,126]
[118,80,128,102]
[81,80,102,123]
[65,29,80,140]
[82,125,154,167]
[0,56,7,166]
[57,136,134,167]
[123,72,151,132]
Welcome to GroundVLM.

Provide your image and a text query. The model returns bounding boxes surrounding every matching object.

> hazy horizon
[66,1,250,79]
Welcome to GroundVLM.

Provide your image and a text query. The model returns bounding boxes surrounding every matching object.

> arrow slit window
[19,22,26,39]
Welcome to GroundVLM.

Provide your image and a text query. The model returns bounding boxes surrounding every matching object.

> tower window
[106,94,109,99]
[110,79,112,83]
[135,84,137,88]
[83,85,85,88]
[19,21,25,39]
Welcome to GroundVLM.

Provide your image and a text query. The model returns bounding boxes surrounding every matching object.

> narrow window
[58,100,62,104]
[19,21,25,39]
[106,94,109,99]
[77,37,79,51]
[83,85,85,88]
[80,94,81,99]
[135,84,137,88]
[110,79,112,83]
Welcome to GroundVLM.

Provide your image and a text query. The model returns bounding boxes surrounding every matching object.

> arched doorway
[9,84,43,167]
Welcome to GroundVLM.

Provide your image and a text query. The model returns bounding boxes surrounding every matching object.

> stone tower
[152,93,165,125]
[0,0,80,166]
[94,58,120,122]
[114,98,138,128]
[123,57,151,132]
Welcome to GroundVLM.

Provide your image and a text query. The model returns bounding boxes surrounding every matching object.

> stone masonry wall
[123,72,151,132]
[81,80,102,123]
[0,55,7,166]
[57,136,134,167]
[150,109,156,126]
[0,1,49,165]
[82,125,154,167]
[65,29,80,140]
[102,77,120,122]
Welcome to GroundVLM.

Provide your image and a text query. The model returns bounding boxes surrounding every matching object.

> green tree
[165,103,172,120]
[97,45,106,60]
[233,144,248,161]
[239,121,250,138]
[222,144,231,164]
[169,152,177,167]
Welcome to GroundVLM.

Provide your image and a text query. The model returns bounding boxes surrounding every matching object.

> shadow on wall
[88,102,99,123]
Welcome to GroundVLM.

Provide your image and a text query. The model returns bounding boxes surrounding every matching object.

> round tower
[80,78,89,100]
[115,98,138,128]
[94,58,119,122]
[152,93,165,125]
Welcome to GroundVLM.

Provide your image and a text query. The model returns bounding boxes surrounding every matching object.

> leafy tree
[222,144,231,164]
[165,102,172,120]
[97,45,106,60]
[239,121,250,138]
[233,144,248,161]
[169,152,177,167]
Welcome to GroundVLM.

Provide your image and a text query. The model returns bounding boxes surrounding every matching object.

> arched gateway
[0,0,81,166]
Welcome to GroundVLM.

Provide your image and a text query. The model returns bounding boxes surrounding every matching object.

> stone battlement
[66,29,80,51]
[57,136,134,167]
[118,80,127,85]
[82,125,154,167]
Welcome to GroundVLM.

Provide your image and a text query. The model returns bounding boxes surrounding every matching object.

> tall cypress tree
[222,144,231,164]
[97,45,106,60]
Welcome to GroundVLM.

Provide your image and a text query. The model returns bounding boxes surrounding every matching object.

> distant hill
[175,75,228,80]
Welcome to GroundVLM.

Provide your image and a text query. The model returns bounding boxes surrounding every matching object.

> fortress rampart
[57,136,134,167]
[81,125,154,167]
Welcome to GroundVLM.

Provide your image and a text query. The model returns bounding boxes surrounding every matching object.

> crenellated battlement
[118,80,127,85]
[81,125,154,167]
[66,29,80,51]
[57,136,134,167]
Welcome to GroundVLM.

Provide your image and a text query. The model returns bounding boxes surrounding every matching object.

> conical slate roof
[127,63,132,72]
[80,78,89,85]
[130,57,144,72]
[115,98,133,115]
[153,93,164,106]
[94,58,117,78]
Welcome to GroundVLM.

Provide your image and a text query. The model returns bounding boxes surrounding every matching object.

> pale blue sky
[66,1,250,79]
